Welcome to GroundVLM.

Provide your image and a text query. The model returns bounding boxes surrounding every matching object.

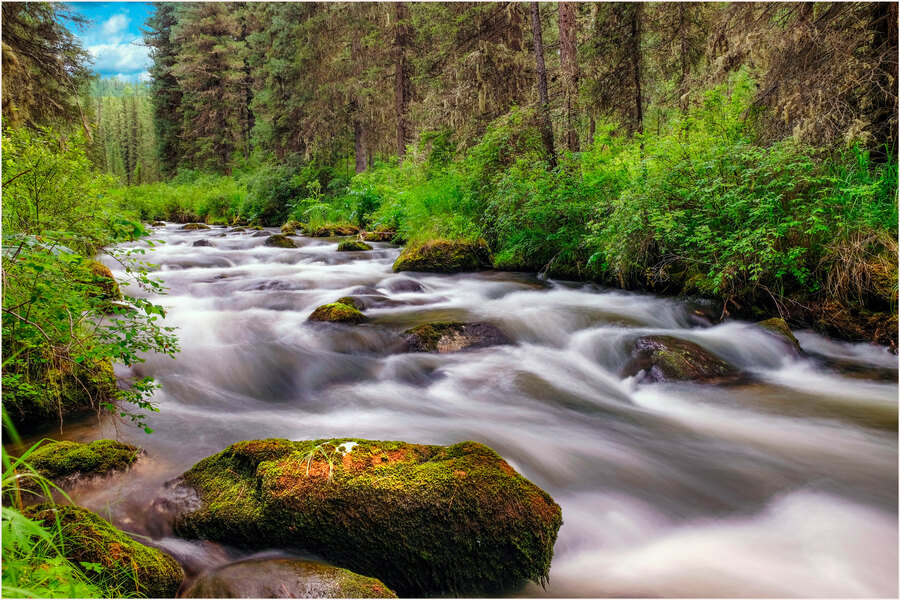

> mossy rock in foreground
[184,558,397,598]
[404,321,511,353]
[181,223,211,230]
[308,302,367,324]
[757,317,803,354]
[171,438,562,596]
[622,335,741,383]
[393,239,492,273]
[24,504,183,598]
[28,440,142,483]
[337,240,373,252]
[264,234,298,248]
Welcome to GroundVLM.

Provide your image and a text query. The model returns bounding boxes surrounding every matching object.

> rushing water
[20,225,899,597]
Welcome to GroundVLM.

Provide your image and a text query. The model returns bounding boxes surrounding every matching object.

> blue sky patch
[67,2,155,82]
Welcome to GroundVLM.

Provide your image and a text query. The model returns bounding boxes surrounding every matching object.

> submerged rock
[28,439,142,484]
[757,317,803,354]
[404,321,511,353]
[393,240,491,273]
[264,234,298,248]
[308,302,367,324]
[181,223,211,230]
[169,438,561,595]
[384,278,424,293]
[337,240,373,252]
[24,504,183,598]
[184,558,397,599]
[192,239,213,247]
[622,335,740,383]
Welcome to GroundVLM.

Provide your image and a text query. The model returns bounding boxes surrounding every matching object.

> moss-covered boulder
[83,261,121,303]
[393,239,492,273]
[308,302,367,324]
[337,240,373,252]
[307,225,360,237]
[170,438,562,595]
[404,321,510,353]
[758,317,803,354]
[264,234,298,248]
[181,223,211,230]
[622,335,740,383]
[230,226,247,233]
[150,221,167,227]
[362,229,396,243]
[184,558,397,599]
[28,440,142,483]
[4,358,119,431]
[23,504,183,598]
[334,296,366,311]
[281,220,304,235]
[192,239,213,247]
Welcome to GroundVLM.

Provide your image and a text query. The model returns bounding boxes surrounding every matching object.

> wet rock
[758,317,803,354]
[28,439,142,484]
[252,230,273,238]
[230,227,247,233]
[193,239,214,247]
[23,504,183,598]
[384,278,424,293]
[151,221,167,227]
[170,438,561,595]
[181,223,211,230]
[308,302,367,324]
[264,235,298,248]
[334,296,366,311]
[184,558,397,599]
[622,335,740,383]
[350,286,386,297]
[404,321,511,353]
[281,220,304,235]
[307,225,360,237]
[393,239,492,273]
[337,240,373,252]
[84,261,121,302]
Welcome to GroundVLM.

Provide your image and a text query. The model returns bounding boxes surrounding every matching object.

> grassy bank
[113,76,898,345]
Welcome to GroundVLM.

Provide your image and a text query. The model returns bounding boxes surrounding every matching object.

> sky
[67,2,155,83]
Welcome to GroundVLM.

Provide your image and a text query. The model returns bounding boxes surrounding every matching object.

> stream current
[20,225,899,597]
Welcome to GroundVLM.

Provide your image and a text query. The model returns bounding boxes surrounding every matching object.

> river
[20,224,899,597]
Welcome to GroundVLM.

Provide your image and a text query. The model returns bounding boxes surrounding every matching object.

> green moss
[403,322,460,352]
[393,239,492,273]
[181,223,211,230]
[28,440,141,481]
[263,234,298,248]
[758,317,803,353]
[626,335,738,382]
[230,226,247,232]
[84,261,121,303]
[403,321,510,353]
[24,504,183,598]
[175,438,562,596]
[150,221,166,227]
[335,297,366,310]
[362,229,396,243]
[308,302,367,324]
[337,240,373,252]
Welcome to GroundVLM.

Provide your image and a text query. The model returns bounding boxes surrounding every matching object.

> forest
[2,2,899,599]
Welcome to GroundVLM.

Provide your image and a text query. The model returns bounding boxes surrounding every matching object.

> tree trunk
[629,3,644,137]
[678,3,688,114]
[352,35,367,173]
[530,2,557,169]
[870,1,898,162]
[393,3,411,160]
[559,1,579,152]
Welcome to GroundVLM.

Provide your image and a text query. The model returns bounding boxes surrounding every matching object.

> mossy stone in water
[28,439,141,482]
[281,220,304,235]
[334,296,366,310]
[623,335,740,383]
[264,234,298,248]
[337,240,373,252]
[362,229,396,242]
[172,438,562,596]
[150,221,166,227]
[308,302,367,324]
[757,317,803,354]
[181,223,211,230]
[393,239,492,273]
[23,504,183,598]
[404,321,511,353]
[192,239,213,247]
[184,558,397,598]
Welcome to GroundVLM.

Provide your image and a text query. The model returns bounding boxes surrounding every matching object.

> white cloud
[100,14,130,41]
[88,42,150,75]
[138,71,151,83]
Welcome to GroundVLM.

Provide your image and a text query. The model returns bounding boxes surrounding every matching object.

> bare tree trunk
[629,3,644,137]
[530,1,557,169]
[393,3,411,160]
[352,35,367,174]
[559,1,579,152]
